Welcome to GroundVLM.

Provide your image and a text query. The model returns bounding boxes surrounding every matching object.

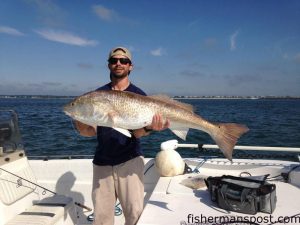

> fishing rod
[0,167,92,212]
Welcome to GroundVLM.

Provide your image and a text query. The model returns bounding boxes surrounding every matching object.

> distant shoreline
[0,95,74,99]
[0,95,299,100]
[173,96,300,100]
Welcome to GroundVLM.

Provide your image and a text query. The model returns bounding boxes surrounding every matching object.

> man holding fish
[72,47,169,225]
[64,46,249,225]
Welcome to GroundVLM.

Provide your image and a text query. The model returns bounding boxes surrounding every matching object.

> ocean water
[0,98,299,161]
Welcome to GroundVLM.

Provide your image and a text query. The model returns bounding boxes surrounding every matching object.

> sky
[0,0,299,97]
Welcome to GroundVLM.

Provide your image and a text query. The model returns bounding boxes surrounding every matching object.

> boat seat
[5,195,74,225]
[0,150,75,225]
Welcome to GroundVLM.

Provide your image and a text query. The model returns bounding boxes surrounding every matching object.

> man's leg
[115,156,145,225]
[92,164,116,225]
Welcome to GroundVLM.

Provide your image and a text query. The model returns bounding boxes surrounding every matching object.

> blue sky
[0,0,299,96]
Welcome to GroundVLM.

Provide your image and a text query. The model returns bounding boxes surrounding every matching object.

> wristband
[143,127,153,133]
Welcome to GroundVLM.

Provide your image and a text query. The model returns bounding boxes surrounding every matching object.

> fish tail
[210,123,249,161]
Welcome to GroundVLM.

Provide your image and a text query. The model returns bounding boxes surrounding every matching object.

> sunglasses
[108,58,131,65]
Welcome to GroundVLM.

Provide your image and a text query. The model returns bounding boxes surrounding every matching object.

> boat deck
[1,152,300,225]
[138,173,300,224]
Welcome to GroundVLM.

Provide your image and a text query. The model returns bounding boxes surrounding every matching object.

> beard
[110,72,129,80]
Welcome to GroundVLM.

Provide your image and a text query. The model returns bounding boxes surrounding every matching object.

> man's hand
[74,120,96,137]
[132,113,170,138]
[150,113,170,131]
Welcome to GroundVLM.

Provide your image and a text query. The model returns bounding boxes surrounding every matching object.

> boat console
[0,110,76,225]
[0,110,23,157]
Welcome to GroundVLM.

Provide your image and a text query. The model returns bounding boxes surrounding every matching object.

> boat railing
[27,155,94,160]
[26,140,300,160]
[161,139,300,162]
[179,143,300,152]
[161,139,300,152]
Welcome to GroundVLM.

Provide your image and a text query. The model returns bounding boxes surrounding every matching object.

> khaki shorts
[92,156,145,225]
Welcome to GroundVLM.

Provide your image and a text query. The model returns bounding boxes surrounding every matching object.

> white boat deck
[138,170,300,224]
[1,150,300,225]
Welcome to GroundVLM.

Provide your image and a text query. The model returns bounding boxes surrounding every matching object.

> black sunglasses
[108,58,131,65]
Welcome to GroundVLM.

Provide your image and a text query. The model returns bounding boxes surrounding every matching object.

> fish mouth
[64,110,71,116]
[63,106,72,116]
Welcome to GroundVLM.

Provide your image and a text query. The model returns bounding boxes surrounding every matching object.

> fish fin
[170,128,189,140]
[108,111,132,137]
[210,123,249,161]
[149,95,194,112]
[113,127,132,137]
[108,111,118,126]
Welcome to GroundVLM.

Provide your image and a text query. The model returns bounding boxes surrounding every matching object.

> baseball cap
[108,46,132,61]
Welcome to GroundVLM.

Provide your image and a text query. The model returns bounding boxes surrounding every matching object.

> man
[74,46,169,225]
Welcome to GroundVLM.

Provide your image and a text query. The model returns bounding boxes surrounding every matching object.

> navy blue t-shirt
[92,82,147,166]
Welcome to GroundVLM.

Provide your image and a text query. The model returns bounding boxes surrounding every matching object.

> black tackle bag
[205,175,276,215]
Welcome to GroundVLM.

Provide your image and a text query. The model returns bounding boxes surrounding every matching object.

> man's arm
[73,120,96,137]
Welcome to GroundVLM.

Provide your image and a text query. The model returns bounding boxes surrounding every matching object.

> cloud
[35,29,98,46]
[203,38,217,49]
[282,52,300,64]
[27,82,62,90]
[225,73,262,86]
[92,5,119,22]
[0,26,25,36]
[77,63,94,69]
[92,4,138,25]
[282,53,289,59]
[150,47,165,56]
[42,82,62,86]
[230,30,239,51]
[294,53,300,64]
[179,70,206,77]
[187,19,200,29]
[24,0,66,27]
[0,81,82,96]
